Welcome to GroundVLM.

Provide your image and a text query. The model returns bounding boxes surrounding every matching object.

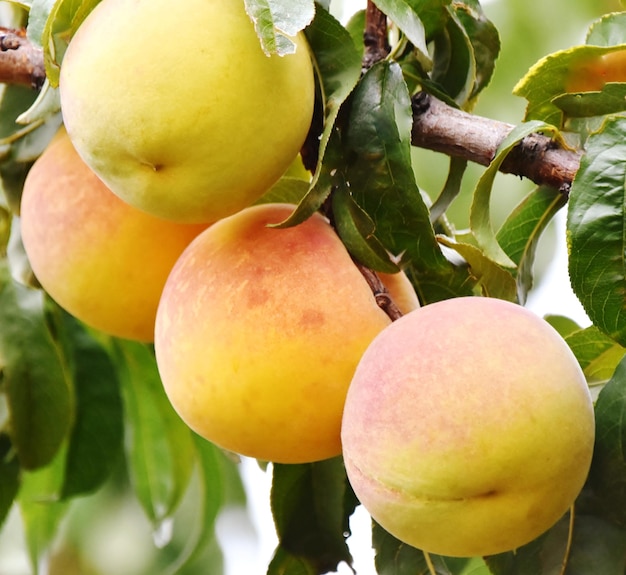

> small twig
[0,27,45,89]
[423,550,438,575]
[353,260,404,321]
[362,0,390,70]
[559,504,576,575]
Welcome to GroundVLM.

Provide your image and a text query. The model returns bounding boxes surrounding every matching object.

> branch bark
[411,92,581,193]
[0,27,45,89]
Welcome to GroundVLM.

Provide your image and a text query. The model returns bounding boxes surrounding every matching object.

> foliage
[1,0,626,574]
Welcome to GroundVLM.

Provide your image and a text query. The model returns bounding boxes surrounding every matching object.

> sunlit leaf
[269,457,357,574]
[470,121,560,268]
[244,0,315,55]
[567,116,626,346]
[0,265,71,470]
[513,44,626,126]
[437,235,517,301]
[18,443,69,573]
[28,0,101,86]
[566,326,626,396]
[114,340,196,526]
[553,83,626,118]
[586,12,626,46]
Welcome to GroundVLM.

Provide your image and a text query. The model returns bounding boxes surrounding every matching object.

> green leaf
[553,83,626,118]
[429,157,468,223]
[373,523,471,575]
[344,62,447,269]
[485,499,626,575]
[513,44,626,126]
[0,435,20,529]
[377,0,450,40]
[589,356,626,527]
[544,314,582,338]
[431,8,475,105]
[586,12,626,46]
[244,0,315,56]
[371,0,436,67]
[496,185,567,303]
[277,5,362,227]
[259,176,310,206]
[0,265,72,470]
[453,0,500,100]
[331,186,399,274]
[162,435,240,575]
[18,443,70,573]
[565,326,626,397]
[437,236,517,301]
[114,340,196,526]
[567,116,626,346]
[269,457,357,574]
[470,121,560,268]
[53,313,123,500]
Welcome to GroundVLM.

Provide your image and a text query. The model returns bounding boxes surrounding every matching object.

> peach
[341,296,595,557]
[566,49,626,93]
[154,203,419,463]
[20,131,207,342]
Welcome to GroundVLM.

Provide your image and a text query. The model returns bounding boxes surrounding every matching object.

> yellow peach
[20,131,207,342]
[342,296,595,557]
[154,203,419,463]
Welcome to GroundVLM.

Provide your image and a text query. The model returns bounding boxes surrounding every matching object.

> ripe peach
[20,131,207,342]
[154,203,419,463]
[566,49,626,93]
[341,296,595,557]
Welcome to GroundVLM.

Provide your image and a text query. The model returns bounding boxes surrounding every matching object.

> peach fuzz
[154,203,419,464]
[20,131,208,342]
[341,296,595,557]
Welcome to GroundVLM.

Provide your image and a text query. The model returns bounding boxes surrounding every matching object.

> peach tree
[0,0,626,574]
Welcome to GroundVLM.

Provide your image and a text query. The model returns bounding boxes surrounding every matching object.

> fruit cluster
[19,0,595,559]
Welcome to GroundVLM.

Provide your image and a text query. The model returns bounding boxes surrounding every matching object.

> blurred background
[0,0,619,573]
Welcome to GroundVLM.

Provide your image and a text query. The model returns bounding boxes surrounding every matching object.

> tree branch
[411,92,581,193]
[0,27,45,90]
[363,1,390,71]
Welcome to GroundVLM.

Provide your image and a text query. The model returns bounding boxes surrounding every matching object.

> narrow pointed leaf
[567,116,626,346]
[496,185,567,303]
[163,436,240,575]
[244,0,315,55]
[114,340,196,525]
[0,265,71,470]
[470,121,560,268]
[18,444,69,573]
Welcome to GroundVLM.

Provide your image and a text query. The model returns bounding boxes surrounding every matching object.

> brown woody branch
[0,27,45,89]
[411,92,581,193]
